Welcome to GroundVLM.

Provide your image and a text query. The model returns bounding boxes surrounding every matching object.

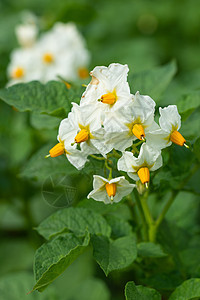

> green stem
[105,160,112,179]
[153,163,200,240]
[155,190,177,228]
[133,190,148,241]
[90,154,105,161]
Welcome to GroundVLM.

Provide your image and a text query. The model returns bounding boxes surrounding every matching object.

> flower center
[43,53,54,64]
[12,67,24,79]
[170,130,186,146]
[105,183,117,200]
[49,142,65,157]
[75,129,89,143]
[100,92,116,105]
[137,167,150,185]
[78,67,89,79]
[132,124,145,140]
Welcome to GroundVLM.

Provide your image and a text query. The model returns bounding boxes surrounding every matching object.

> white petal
[134,91,156,111]
[127,172,139,181]
[139,143,161,166]
[145,129,172,150]
[150,152,163,171]
[117,151,138,172]
[159,105,181,132]
[92,175,108,189]
[105,131,134,152]
[66,150,88,170]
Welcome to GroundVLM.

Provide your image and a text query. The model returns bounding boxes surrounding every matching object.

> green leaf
[129,61,177,100]
[20,144,78,181]
[193,137,200,163]
[137,242,167,258]
[91,235,137,276]
[69,278,110,300]
[30,113,61,130]
[177,91,200,116]
[0,271,57,300]
[125,281,161,300]
[0,81,83,117]
[36,207,111,240]
[169,278,200,300]
[33,232,90,292]
[105,214,133,239]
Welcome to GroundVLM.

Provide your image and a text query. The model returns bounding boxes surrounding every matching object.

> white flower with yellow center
[145,105,188,149]
[104,91,158,151]
[118,143,162,187]
[7,48,39,86]
[47,103,112,167]
[46,140,89,170]
[87,175,136,204]
[80,63,132,116]
[34,22,90,82]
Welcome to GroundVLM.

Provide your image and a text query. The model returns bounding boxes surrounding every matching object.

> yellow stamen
[78,67,89,79]
[170,130,186,146]
[100,93,116,105]
[105,183,117,199]
[43,53,54,64]
[12,67,24,79]
[137,167,150,184]
[49,142,65,158]
[75,129,89,143]
[132,124,145,140]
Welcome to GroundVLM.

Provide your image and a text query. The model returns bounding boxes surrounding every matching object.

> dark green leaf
[36,207,111,240]
[105,214,133,239]
[193,137,200,163]
[129,61,177,100]
[33,232,90,292]
[125,281,161,300]
[177,91,200,116]
[91,235,137,276]
[169,278,200,300]
[20,144,78,181]
[0,272,57,300]
[137,242,167,258]
[0,81,83,117]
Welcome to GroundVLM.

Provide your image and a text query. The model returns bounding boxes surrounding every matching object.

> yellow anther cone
[12,67,24,79]
[137,167,150,184]
[43,53,54,64]
[105,183,117,198]
[132,124,145,140]
[170,130,186,146]
[75,129,89,143]
[100,93,116,105]
[49,142,65,157]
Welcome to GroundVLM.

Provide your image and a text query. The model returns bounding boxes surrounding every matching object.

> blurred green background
[0,0,200,299]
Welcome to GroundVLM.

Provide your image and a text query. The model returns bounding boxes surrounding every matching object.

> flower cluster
[7,20,90,86]
[47,63,188,204]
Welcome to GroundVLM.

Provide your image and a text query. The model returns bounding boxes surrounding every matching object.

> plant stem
[133,189,148,241]
[90,154,105,161]
[105,160,112,179]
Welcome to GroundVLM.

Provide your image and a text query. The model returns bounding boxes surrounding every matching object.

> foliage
[0,1,200,299]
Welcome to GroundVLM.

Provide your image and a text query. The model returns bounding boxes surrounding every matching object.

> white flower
[33,22,90,82]
[87,175,136,204]
[47,140,88,170]
[58,103,112,158]
[146,105,188,149]
[7,48,39,86]
[80,63,132,118]
[117,143,162,186]
[15,23,38,48]
[104,91,158,151]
